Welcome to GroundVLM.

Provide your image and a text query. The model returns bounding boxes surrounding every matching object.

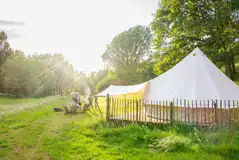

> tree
[0,31,12,66]
[73,72,86,95]
[96,72,126,93]
[152,0,239,79]
[0,31,13,92]
[0,49,78,97]
[1,51,34,97]
[102,25,153,84]
[85,70,108,94]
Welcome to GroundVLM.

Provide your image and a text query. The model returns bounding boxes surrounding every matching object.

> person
[88,94,93,107]
[70,96,79,113]
[72,94,77,103]
[77,95,81,110]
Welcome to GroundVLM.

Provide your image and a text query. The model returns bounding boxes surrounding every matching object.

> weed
[148,134,192,152]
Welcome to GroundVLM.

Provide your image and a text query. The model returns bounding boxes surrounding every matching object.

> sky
[0,0,158,73]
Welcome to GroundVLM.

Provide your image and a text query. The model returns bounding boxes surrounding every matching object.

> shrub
[148,134,192,152]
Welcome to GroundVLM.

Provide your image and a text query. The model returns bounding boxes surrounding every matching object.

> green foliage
[0,50,76,97]
[1,51,35,97]
[152,0,239,79]
[0,31,12,66]
[148,134,192,152]
[0,31,13,91]
[96,73,118,93]
[85,70,107,94]
[102,25,155,84]
[74,72,86,95]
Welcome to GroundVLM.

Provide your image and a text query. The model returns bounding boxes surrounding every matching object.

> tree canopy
[102,25,155,84]
[0,47,77,97]
[0,31,12,66]
[152,0,239,79]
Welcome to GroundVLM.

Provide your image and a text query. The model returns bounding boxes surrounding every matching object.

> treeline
[0,25,157,97]
[1,0,239,97]
[0,32,76,97]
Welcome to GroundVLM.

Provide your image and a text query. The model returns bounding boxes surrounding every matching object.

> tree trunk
[225,55,234,80]
[231,55,236,74]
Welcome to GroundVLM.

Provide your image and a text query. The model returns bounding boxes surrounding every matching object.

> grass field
[0,96,239,160]
[0,96,60,116]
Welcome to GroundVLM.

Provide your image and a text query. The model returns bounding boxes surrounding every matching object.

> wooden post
[207,100,210,127]
[159,101,161,124]
[184,100,186,125]
[124,98,127,121]
[192,100,194,126]
[214,100,218,125]
[204,100,206,127]
[220,100,222,127]
[139,99,142,122]
[136,99,139,122]
[150,100,153,123]
[228,100,231,126]
[232,100,235,126]
[156,101,159,125]
[170,101,174,125]
[106,94,110,122]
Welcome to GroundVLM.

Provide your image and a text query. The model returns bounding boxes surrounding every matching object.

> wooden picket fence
[105,95,239,128]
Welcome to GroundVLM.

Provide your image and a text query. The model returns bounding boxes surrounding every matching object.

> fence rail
[106,95,239,128]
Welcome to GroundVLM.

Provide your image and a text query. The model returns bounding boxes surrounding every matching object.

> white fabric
[143,48,239,108]
[96,47,239,108]
[96,82,147,97]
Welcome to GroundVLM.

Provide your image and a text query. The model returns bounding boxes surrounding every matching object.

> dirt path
[0,98,81,160]
[0,96,64,116]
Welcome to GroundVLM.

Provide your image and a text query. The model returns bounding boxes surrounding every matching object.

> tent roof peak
[190,47,204,56]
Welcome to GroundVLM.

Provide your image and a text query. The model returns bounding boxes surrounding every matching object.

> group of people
[71,93,94,112]
[67,92,102,116]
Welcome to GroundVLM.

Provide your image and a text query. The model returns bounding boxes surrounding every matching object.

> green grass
[0,96,45,104]
[0,97,238,160]
[0,96,60,115]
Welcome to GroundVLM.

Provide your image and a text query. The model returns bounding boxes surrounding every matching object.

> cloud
[0,20,25,26]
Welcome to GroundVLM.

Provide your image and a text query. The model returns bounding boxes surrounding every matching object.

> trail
[0,96,62,116]
[0,98,93,160]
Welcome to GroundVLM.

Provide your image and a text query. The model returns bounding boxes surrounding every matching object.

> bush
[148,134,192,152]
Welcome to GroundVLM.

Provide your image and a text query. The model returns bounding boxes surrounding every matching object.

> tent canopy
[96,48,239,105]
[144,48,239,102]
[96,82,147,97]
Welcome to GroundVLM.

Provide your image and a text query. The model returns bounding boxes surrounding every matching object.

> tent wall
[143,48,239,102]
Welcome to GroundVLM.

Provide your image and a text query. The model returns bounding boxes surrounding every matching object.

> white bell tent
[97,48,239,106]
[144,48,239,104]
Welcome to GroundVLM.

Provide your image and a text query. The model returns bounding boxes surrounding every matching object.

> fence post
[106,93,110,122]
[170,101,174,125]
[228,100,231,127]
[136,99,139,122]
[214,100,218,125]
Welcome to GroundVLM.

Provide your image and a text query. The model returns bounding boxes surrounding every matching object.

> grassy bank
[0,97,238,160]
